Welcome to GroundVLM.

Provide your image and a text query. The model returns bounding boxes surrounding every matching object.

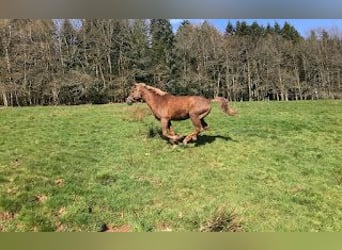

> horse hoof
[169,139,178,145]
[170,134,182,141]
[170,137,180,143]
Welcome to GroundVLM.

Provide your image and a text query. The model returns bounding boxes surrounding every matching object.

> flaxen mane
[136,83,168,96]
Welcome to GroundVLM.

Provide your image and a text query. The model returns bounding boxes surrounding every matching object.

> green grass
[0,100,341,232]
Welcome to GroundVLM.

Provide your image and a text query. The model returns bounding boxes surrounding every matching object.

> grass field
[0,100,341,232]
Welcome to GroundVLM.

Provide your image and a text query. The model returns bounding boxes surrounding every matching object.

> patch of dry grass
[199,207,243,232]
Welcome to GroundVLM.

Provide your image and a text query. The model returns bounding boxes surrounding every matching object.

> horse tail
[212,97,238,116]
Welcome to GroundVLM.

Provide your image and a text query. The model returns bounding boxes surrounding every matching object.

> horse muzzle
[126,97,134,105]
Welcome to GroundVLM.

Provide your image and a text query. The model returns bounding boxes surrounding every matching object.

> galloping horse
[126,83,237,145]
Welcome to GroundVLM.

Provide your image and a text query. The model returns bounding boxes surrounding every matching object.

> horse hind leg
[183,115,204,145]
[200,118,209,130]
[189,118,210,142]
[199,107,211,130]
[183,108,211,144]
[187,118,209,142]
[190,110,210,141]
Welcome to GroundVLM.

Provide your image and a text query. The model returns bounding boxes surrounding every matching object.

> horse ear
[132,83,140,89]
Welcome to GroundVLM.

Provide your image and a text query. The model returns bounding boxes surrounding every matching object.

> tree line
[0,19,341,106]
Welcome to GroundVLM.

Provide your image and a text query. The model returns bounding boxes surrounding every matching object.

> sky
[170,19,342,37]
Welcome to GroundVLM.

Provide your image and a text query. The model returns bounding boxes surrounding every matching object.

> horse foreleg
[168,121,182,140]
[167,120,175,136]
[161,119,180,144]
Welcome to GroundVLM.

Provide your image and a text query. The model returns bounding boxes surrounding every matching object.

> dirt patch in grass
[54,178,65,187]
[55,222,66,232]
[99,223,132,232]
[156,223,172,232]
[33,194,48,204]
[0,211,17,232]
[0,211,16,221]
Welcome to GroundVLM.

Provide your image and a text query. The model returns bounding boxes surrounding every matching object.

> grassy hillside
[0,100,341,231]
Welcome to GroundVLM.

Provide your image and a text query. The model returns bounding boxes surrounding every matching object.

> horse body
[126,83,237,145]
[156,95,211,121]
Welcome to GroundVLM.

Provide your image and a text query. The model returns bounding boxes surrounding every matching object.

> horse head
[126,83,144,105]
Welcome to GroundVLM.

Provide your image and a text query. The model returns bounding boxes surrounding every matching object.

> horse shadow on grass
[192,134,236,147]
[147,127,236,147]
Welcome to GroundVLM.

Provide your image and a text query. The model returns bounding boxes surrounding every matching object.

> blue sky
[170,19,342,37]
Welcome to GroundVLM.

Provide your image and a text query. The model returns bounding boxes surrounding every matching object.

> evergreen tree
[236,21,249,36]
[107,20,132,101]
[180,20,191,27]
[174,20,199,94]
[274,22,281,35]
[59,19,78,71]
[150,19,175,86]
[265,23,274,36]
[281,22,302,43]
[225,21,235,36]
[250,21,264,37]
[130,19,151,82]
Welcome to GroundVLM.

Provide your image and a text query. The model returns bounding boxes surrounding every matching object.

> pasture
[0,100,341,231]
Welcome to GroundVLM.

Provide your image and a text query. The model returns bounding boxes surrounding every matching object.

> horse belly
[169,108,190,120]
[167,97,194,120]
[171,113,189,120]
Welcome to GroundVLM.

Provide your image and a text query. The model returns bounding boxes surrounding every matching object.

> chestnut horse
[126,83,237,145]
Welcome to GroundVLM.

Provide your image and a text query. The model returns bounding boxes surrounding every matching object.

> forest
[0,19,341,106]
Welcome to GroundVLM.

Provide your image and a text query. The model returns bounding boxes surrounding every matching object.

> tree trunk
[293,56,302,100]
[277,65,284,101]
[215,71,221,98]
[246,51,252,101]
[1,86,8,106]
[4,46,13,106]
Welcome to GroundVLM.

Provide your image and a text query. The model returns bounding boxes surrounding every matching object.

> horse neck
[140,87,164,112]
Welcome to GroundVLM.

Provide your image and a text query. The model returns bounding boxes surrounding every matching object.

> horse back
[166,95,211,120]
